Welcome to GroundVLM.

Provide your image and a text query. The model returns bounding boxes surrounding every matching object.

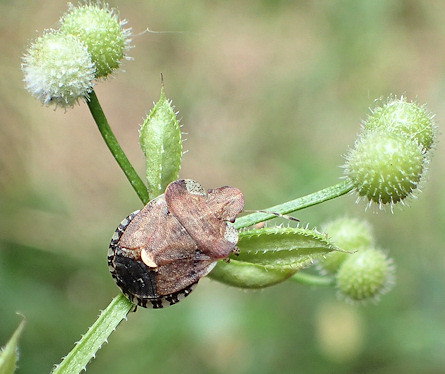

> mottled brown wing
[165,179,244,259]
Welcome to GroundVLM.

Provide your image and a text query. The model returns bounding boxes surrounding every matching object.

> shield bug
[108,179,244,308]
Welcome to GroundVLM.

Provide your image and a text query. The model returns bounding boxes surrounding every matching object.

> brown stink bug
[108,179,244,308]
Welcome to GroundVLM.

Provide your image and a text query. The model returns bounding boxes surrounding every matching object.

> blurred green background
[1,0,445,373]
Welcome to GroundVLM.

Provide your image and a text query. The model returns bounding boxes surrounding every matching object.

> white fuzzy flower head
[60,2,132,78]
[22,31,95,107]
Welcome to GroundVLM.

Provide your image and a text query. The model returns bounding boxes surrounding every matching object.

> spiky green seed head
[336,248,395,302]
[364,97,436,152]
[60,3,131,78]
[344,130,425,207]
[22,31,95,107]
[319,217,374,274]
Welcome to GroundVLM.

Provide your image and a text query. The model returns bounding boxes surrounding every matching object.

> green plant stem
[291,272,335,287]
[52,294,133,374]
[234,180,354,230]
[86,90,150,205]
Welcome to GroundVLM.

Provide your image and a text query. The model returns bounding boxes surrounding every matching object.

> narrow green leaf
[0,319,26,374]
[139,86,182,198]
[208,227,339,288]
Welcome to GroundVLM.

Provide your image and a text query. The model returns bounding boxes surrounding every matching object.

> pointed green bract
[139,87,182,198]
[0,319,25,374]
[209,227,339,288]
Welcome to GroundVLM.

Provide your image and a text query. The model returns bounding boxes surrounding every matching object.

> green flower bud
[319,217,374,274]
[60,3,131,78]
[22,31,95,107]
[344,130,425,208]
[336,248,395,302]
[364,97,436,152]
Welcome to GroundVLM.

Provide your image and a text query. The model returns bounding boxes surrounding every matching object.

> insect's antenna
[243,210,300,222]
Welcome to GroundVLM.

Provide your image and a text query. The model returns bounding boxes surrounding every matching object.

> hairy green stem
[86,90,150,205]
[52,294,133,374]
[235,180,354,230]
[291,272,335,287]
